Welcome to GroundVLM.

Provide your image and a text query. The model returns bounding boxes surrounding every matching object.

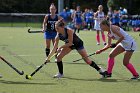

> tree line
[0,0,139,14]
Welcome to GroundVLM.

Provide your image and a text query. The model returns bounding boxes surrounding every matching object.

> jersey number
[51,24,54,30]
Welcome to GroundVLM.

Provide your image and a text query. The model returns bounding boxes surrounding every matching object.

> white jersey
[108,27,137,51]
[94,11,105,30]
[96,12,105,22]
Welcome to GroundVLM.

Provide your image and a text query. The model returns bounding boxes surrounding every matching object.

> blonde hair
[50,3,56,9]
[55,19,65,27]
[100,20,110,27]
[98,5,103,10]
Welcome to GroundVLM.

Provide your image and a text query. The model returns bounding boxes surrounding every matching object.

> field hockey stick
[73,46,111,62]
[73,53,96,62]
[28,29,42,33]
[25,53,57,79]
[0,56,24,75]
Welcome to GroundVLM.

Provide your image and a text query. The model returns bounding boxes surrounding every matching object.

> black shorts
[69,41,84,50]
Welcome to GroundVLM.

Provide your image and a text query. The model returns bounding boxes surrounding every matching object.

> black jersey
[76,11,82,18]
[58,28,84,50]
[46,14,58,32]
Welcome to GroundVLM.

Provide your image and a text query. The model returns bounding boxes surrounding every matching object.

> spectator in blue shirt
[59,9,69,22]
[112,10,120,26]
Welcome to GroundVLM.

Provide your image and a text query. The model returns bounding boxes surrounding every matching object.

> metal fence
[0,13,46,28]
[0,13,140,31]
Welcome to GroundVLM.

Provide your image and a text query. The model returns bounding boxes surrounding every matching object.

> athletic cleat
[131,75,139,80]
[53,73,64,78]
[0,74,2,78]
[99,67,105,74]
[100,71,112,78]
[98,67,107,77]
[97,43,100,45]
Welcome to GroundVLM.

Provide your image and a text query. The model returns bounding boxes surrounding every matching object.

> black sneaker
[101,71,112,78]
[131,75,139,80]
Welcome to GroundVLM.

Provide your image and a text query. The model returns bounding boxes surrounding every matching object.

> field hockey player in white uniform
[94,5,106,45]
[96,20,139,79]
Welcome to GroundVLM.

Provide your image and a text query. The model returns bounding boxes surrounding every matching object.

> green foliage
[107,0,114,9]
[107,0,122,10]
[107,0,140,14]
[0,0,140,14]
[0,0,52,13]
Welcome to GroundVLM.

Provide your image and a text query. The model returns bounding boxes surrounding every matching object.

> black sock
[57,61,63,74]
[74,28,77,33]
[45,48,50,57]
[90,61,100,71]
[77,29,80,33]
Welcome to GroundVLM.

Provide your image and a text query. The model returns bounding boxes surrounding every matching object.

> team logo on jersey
[48,21,57,24]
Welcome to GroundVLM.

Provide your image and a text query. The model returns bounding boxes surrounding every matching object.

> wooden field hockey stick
[25,53,57,79]
[73,46,110,62]
[28,29,42,33]
[0,56,24,75]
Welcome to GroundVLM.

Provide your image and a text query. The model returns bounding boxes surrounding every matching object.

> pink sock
[96,34,100,43]
[107,57,115,74]
[125,63,138,76]
[102,34,106,42]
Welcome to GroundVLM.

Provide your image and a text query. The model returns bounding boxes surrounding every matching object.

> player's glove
[110,43,116,48]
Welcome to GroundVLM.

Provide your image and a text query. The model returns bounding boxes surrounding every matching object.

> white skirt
[118,40,137,51]
[94,20,101,31]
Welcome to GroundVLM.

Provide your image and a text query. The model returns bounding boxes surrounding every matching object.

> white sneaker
[53,73,64,78]
[98,67,105,73]
[100,67,105,71]
[98,67,106,77]
[97,43,100,45]
[0,74,2,78]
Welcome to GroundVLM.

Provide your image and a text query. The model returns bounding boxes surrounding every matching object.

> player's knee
[109,53,115,58]
[123,59,129,66]
[123,62,128,66]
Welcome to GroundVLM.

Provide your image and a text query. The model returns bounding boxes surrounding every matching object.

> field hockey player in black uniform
[47,19,105,78]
